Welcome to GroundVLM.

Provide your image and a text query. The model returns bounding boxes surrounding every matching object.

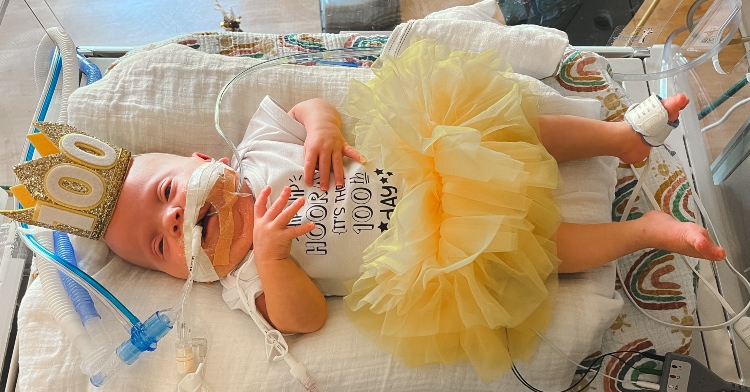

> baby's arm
[288,98,361,191]
[253,185,327,333]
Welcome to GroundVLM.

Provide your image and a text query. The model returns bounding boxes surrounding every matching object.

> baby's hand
[290,98,362,191]
[304,126,361,192]
[253,186,315,262]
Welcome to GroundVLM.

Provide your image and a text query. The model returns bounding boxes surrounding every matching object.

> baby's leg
[538,95,689,163]
[556,210,725,273]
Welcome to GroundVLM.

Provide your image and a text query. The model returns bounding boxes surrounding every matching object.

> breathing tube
[18,27,195,387]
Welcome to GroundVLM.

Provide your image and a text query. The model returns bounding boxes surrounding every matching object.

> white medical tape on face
[183,161,232,282]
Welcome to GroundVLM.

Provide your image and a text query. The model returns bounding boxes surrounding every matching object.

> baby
[101,91,725,336]
[0,39,724,381]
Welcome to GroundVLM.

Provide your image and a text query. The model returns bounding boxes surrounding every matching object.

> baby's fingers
[265,186,293,220]
[286,221,316,239]
[276,195,306,226]
[254,186,272,217]
[304,151,317,187]
[318,154,332,192]
[332,150,344,189]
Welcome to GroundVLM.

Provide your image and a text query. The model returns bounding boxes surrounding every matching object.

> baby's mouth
[196,202,217,242]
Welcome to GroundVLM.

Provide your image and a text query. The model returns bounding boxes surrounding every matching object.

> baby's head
[103,152,255,280]
[1,123,253,281]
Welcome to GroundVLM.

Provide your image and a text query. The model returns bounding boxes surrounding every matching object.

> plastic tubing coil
[34,229,102,375]
[33,27,78,123]
[53,231,112,375]
[77,52,102,86]
[53,232,100,323]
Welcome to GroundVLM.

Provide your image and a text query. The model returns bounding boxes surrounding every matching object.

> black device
[659,352,750,392]
[319,0,400,33]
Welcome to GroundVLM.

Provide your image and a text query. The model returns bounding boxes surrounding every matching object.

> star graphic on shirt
[387,171,393,176]
[378,221,389,232]
[380,177,388,184]
[374,168,384,175]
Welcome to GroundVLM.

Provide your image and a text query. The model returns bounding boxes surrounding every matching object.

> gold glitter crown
[1,122,131,240]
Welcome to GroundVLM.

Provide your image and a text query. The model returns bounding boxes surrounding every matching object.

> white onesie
[221,96,402,315]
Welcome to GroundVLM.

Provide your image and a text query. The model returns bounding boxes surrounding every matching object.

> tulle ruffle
[342,39,561,381]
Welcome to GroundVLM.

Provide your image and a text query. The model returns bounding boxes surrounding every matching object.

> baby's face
[104,153,254,279]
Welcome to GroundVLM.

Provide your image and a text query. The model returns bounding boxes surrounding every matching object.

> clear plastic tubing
[90,309,177,387]
[18,226,139,329]
[611,1,741,82]
[214,46,383,192]
[53,231,111,375]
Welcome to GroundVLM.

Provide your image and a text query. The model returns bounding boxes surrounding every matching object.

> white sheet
[19,237,621,391]
[18,33,623,391]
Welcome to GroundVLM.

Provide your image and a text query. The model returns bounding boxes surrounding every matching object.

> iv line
[213,47,383,193]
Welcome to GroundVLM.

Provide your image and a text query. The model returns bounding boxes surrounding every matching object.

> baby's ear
[192,152,212,162]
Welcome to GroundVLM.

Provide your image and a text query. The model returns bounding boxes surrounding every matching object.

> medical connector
[176,341,196,375]
[90,309,176,387]
[175,322,197,375]
[657,352,750,392]
[176,337,209,376]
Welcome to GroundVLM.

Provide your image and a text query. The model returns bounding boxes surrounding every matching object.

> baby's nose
[164,207,184,237]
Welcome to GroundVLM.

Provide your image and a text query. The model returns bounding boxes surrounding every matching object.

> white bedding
[18,29,624,391]
[20,236,621,391]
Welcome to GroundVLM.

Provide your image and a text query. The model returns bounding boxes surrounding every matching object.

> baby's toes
[690,230,725,261]
[662,94,690,122]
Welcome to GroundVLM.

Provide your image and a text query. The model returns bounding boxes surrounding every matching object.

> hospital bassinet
[3,9,745,391]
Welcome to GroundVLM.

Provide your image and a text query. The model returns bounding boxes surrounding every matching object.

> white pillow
[67,44,373,159]
[425,0,499,23]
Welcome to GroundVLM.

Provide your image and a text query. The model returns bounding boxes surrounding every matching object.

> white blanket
[383,19,568,79]
[18,24,622,392]
[19,235,622,391]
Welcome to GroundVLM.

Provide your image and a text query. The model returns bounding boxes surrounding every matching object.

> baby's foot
[641,210,725,261]
[662,94,690,123]
[618,94,690,164]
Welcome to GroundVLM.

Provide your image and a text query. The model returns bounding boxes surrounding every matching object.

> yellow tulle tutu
[341,39,562,381]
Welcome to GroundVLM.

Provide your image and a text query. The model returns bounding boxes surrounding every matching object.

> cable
[701,96,750,133]
[531,328,631,385]
[698,75,749,120]
[512,350,663,392]
[615,156,750,331]
[527,327,668,391]
[620,162,737,316]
